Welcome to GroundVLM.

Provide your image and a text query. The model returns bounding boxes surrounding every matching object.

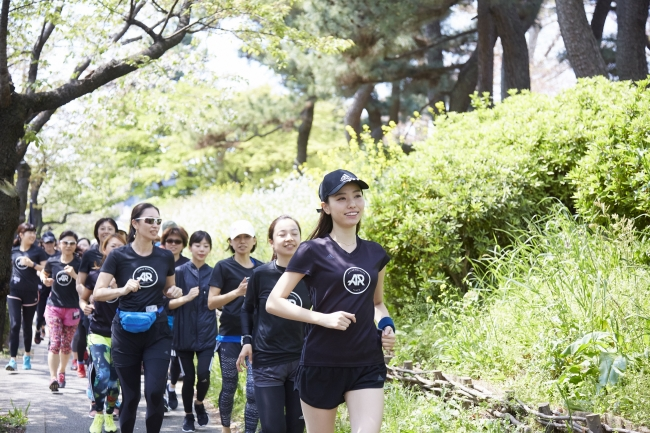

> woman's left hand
[166,285,183,299]
[381,326,395,351]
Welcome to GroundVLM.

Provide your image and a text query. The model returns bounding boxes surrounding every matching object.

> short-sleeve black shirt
[242,261,312,368]
[10,245,49,294]
[79,245,103,274]
[209,256,263,337]
[286,235,390,367]
[45,255,82,309]
[85,269,119,337]
[100,244,175,312]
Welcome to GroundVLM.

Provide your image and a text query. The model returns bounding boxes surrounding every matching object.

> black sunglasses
[165,239,183,245]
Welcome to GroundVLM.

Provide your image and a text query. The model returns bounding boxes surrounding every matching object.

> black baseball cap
[318,169,369,202]
[42,231,56,243]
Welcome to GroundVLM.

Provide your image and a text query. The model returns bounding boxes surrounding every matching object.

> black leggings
[72,315,88,362]
[8,297,37,357]
[116,358,168,433]
[169,354,181,385]
[177,349,214,413]
[36,286,50,331]
[255,381,304,433]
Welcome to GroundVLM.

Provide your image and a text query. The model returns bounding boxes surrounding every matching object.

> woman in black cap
[267,169,396,433]
[34,230,59,344]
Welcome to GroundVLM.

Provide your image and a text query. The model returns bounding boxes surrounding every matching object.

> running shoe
[88,412,103,433]
[77,363,87,378]
[103,413,117,432]
[167,386,178,410]
[49,378,59,392]
[5,359,16,371]
[182,414,196,432]
[162,396,170,413]
[195,401,209,426]
[58,372,66,388]
[34,330,42,345]
[22,356,31,370]
[71,359,78,371]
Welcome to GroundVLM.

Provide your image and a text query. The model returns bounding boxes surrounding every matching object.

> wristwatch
[241,335,252,346]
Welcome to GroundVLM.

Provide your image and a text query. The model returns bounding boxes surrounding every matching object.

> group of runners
[6,169,397,433]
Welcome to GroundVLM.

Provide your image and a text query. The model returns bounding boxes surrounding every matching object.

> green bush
[366,77,650,308]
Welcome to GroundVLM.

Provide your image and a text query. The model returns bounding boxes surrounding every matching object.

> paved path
[1,332,223,432]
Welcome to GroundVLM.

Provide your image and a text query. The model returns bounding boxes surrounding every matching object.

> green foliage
[393,208,650,424]
[0,401,30,430]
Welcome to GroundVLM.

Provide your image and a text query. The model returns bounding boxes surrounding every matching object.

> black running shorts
[295,363,386,410]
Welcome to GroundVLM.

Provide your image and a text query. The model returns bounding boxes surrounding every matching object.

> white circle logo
[133,266,158,288]
[288,292,303,307]
[56,270,73,286]
[14,256,27,270]
[343,267,371,295]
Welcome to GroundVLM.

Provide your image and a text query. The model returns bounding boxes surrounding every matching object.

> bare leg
[59,353,71,374]
[344,388,384,433]
[48,352,60,378]
[300,400,337,433]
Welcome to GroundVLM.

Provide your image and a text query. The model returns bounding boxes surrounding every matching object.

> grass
[393,206,650,426]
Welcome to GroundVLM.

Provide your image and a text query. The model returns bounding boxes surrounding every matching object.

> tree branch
[112,0,145,43]
[43,208,94,226]
[30,0,193,113]
[158,0,180,36]
[354,63,462,85]
[15,109,55,161]
[131,19,161,42]
[26,6,62,95]
[384,28,476,61]
[0,0,12,108]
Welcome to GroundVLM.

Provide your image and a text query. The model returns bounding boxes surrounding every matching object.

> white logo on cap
[343,267,371,294]
[340,173,355,182]
[133,266,158,288]
[15,256,27,270]
[56,270,73,286]
[288,291,303,307]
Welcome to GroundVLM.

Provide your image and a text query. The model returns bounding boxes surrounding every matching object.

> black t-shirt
[175,255,190,267]
[242,261,312,368]
[10,245,49,293]
[85,269,119,337]
[100,244,175,312]
[209,256,263,336]
[45,255,82,308]
[79,245,103,274]
[286,235,390,367]
[46,250,61,259]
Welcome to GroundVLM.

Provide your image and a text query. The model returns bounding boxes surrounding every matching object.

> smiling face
[322,182,365,229]
[132,208,161,242]
[165,235,184,256]
[20,230,36,247]
[269,218,301,259]
[97,221,116,243]
[190,239,211,262]
[229,234,256,255]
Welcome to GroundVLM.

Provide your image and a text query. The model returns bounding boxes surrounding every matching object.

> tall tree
[556,0,608,77]
[591,0,612,42]
[616,0,650,81]
[477,0,497,96]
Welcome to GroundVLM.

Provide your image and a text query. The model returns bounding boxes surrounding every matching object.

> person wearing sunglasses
[34,231,60,345]
[6,223,49,371]
[94,203,182,433]
[42,230,82,392]
[159,225,189,412]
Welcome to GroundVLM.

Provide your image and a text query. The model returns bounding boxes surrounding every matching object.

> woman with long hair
[169,231,216,432]
[237,215,312,433]
[6,223,49,371]
[79,233,127,433]
[267,169,396,433]
[208,220,263,433]
[94,203,182,433]
[42,230,82,391]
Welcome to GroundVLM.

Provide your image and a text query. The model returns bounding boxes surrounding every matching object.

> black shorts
[253,359,300,388]
[295,363,386,410]
[216,341,241,359]
[8,289,39,306]
[111,317,172,367]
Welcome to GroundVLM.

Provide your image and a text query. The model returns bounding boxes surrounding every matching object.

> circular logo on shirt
[56,270,73,286]
[343,267,371,295]
[288,292,303,307]
[14,256,27,270]
[133,266,158,288]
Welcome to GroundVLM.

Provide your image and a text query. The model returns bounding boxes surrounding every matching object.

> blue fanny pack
[167,315,174,330]
[117,307,163,333]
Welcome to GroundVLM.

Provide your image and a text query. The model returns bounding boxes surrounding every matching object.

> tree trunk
[616,0,650,81]
[296,97,315,166]
[16,160,31,223]
[29,166,45,234]
[344,84,374,142]
[365,94,384,142]
[477,0,497,96]
[556,0,607,78]
[425,20,448,106]
[591,0,612,42]
[389,81,400,124]
[449,50,478,112]
[490,0,531,99]
[0,97,29,322]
